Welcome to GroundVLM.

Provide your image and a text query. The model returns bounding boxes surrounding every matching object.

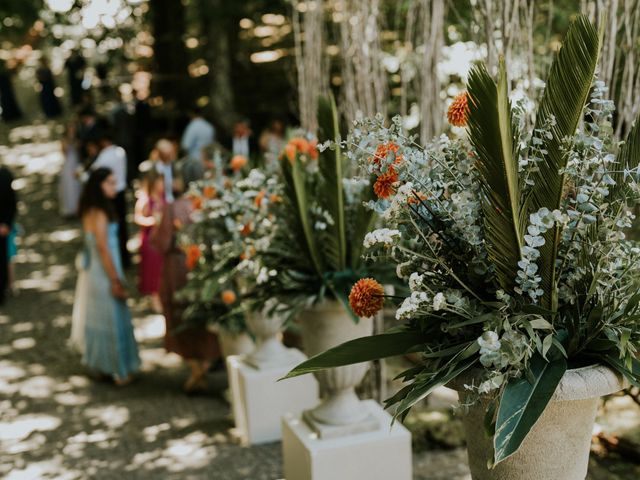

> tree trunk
[149,0,190,110]
[200,0,239,135]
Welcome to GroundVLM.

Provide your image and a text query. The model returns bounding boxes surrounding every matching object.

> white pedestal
[282,400,413,480]
[226,349,319,445]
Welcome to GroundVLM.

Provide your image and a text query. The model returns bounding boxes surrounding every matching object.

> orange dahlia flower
[349,278,385,318]
[447,92,470,127]
[185,244,201,270]
[203,185,217,199]
[369,142,403,167]
[221,290,237,305]
[373,170,398,199]
[284,137,318,163]
[230,155,248,172]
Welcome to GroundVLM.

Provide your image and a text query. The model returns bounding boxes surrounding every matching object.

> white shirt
[155,161,174,202]
[181,117,215,160]
[232,136,250,157]
[93,144,127,193]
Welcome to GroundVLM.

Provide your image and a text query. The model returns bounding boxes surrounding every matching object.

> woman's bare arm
[93,211,127,298]
[134,196,156,227]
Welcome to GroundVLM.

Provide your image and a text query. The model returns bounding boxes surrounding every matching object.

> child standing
[135,170,165,312]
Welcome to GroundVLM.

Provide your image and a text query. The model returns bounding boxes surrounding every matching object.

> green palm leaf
[526,15,600,310]
[317,94,347,271]
[467,59,524,293]
[611,119,640,198]
[280,155,324,276]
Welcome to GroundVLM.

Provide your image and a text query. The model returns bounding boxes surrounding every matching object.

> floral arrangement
[249,96,393,319]
[287,16,640,464]
[177,168,280,333]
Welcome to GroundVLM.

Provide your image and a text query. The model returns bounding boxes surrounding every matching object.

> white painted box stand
[226,349,319,445]
[282,400,412,480]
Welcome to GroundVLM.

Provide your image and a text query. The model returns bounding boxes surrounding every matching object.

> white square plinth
[282,400,412,480]
[226,349,319,445]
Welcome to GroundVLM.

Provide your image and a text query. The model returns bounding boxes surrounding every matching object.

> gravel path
[1,123,638,480]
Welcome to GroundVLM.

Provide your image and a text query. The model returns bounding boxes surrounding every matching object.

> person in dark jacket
[0,165,17,305]
[36,56,62,119]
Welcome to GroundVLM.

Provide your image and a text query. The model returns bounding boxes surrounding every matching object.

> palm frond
[280,156,325,276]
[467,59,524,293]
[526,15,600,309]
[317,94,347,271]
[611,119,640,198]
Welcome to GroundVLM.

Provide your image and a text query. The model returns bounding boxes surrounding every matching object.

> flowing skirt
[59,146,81,216]
[74,244,140,378]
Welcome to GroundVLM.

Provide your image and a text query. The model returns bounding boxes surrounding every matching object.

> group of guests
[0,49,109,123]
[67,106,285,392]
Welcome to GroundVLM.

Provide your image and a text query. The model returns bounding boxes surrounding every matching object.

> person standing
[92,126,131,269]
[36,56,62,119]
[259,119,285,166]
[0,165,17,305]
[110,91,136,184]
[0,59,23,122]
[232,119,252,158]
[74,168,140,384]
[59,120,82,217]
[65,50,86,107]
[180,107,214,162]
[151,178,219,393]
[134,170,165,312]
[154,139,177,203]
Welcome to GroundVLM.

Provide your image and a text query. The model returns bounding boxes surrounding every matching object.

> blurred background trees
[0,0,639,140]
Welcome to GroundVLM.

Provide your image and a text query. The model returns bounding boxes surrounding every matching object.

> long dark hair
[78,167,117,220]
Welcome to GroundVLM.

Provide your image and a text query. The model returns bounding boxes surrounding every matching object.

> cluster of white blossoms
[363,228,401,248]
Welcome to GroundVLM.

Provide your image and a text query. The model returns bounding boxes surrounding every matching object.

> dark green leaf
[281,331,428,379]
[494,353,567,463]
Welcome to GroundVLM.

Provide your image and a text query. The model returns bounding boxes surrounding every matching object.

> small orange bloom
[284,137,318,163]
[269,193,282,203]
[407,191,429,205]
[230,155,248,172]
[221,290,237,305]
[373,170,398,199]
[447,91,470,127]
[349,278,385,318]
[203,185,217,199]
[369,142,402,167]
[191,195,203,210]
[284,143,297,163]
[240,222,253,236]
[185,244,201,270]
[308,139,319,160]
[254,190,266,208]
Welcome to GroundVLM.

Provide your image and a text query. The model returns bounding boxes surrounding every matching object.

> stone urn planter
[457,364,626,480]
[300,300,378,436]
[218,328,254,358]
[244,311,292,369]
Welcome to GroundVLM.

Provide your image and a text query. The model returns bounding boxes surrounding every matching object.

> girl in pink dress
[135,171,165,312]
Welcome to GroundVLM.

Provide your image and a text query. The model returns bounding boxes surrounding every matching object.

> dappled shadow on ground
[0,125,281,480]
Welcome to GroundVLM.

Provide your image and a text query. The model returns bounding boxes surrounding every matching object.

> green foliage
[493,353,567,463]
[467,59,524,294]
[282,330,428,379]
[526,16,601,310]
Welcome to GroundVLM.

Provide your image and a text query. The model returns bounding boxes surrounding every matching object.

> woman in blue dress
[74,167,140,385]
